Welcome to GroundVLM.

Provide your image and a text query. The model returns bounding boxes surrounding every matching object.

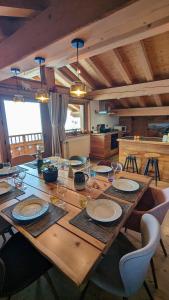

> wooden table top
[0,163,152,286]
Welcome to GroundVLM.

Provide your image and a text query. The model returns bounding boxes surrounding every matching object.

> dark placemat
[69,195,131,244]
[17,166,28,172]
[1,195,68,237]
[104,179,146,203]
[0,187,25,204]
[25,162,37,169]
[25,160,51,170]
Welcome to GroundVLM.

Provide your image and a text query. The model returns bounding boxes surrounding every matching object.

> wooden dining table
[0,161,152,286]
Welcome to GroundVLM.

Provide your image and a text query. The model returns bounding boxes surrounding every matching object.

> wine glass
[14,177,23,190]
[18,171,27,190]
[111,162,122,179]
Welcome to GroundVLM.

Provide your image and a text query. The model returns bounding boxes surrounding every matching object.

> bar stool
[144,153,160,185]
[123,152,139,173]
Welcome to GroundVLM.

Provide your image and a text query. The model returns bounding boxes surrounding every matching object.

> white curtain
[48,92,69,156]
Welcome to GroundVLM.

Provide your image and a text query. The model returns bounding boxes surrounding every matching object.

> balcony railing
[9,132,44,158]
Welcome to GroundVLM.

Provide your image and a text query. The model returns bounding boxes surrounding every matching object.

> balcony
[9,132,44,158]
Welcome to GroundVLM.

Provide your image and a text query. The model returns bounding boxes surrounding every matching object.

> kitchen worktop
[91,131,119,136]
[118,136,169,146]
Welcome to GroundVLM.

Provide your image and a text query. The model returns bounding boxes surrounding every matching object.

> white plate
[86,199,122,222]
[12,198,49,221]
[112,179,139,192]
[0,181,13,196]
[92,165,112,173]
[69,160,82,167]
[0,166,18,176]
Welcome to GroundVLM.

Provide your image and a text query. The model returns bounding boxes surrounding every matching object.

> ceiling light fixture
[11,67,24,102]
[34,57,49,103]
[70,38,87,98]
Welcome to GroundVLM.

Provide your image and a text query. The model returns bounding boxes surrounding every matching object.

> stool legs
[123,155,138,173]
[144,158,160,186]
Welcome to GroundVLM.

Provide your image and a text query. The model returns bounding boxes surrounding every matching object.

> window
[4,101,43,158]
[4,101,42,135]
[65,104,84,132]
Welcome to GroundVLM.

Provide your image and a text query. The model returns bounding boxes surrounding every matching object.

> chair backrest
[149,188,169,224]
[69,156,87,164]
[11,155,34,166]
[119,214,160,297]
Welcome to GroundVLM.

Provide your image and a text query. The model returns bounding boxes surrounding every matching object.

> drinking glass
[56,182,67,209]
[79,195,88,209]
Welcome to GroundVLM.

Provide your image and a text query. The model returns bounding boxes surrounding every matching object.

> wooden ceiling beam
[90,79,169,100]
[137,41,154,81]
[135,96,145,107]
[0,0,46,10]
[66,64,93,90]
[0,7,38,18]
[109,106,169,116]
[0,0,46,17]
[112,49,132,84]
[81,58,112,88]
[0,1,169,81]
[136,40,163,106]
[153,95,163,106]
[54,69,72,88]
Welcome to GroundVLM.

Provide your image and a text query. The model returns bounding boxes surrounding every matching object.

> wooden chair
[81,214,160,300]
[125,187,169,258]
[0,232,59,299]
[11,155,35,166]
[0,216,14,247]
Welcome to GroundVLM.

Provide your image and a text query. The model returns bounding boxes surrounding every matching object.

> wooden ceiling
[0,0,169,110]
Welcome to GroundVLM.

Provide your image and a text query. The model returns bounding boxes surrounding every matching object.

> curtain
[0,99,11,162]
[48,92,69,156]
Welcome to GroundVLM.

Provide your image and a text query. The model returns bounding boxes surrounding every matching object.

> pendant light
[34,57,49,103]
[11,68,24,102]
[70,38,87,98]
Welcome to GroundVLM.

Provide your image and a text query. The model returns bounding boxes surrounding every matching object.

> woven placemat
[103,179,146,203]
[69,195,131,244]
[1,195,68,237]
[0,187,25,204]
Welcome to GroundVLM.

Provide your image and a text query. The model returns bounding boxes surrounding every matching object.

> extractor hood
[96,101,108,115]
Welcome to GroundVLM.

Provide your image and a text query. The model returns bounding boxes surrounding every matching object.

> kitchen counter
[91,131,119,136]
[118,136,169,146]
[118,137,169,181]
[90,132,120,159]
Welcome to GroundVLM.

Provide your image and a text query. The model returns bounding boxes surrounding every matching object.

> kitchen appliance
[114,125,127,132]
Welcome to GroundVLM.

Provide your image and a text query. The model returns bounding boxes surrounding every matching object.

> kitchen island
[90,132,120,159]
[118,137,169,181]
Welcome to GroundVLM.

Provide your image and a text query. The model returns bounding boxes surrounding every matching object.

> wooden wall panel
[144,31,169,80]
[117,43,148,82]
[93,51,125,85]
[119,116,169,137]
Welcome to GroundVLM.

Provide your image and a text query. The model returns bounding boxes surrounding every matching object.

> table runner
[1,195,68,237]
[0,187,25,204]
[69,195,131,243]
[103,179,146,203]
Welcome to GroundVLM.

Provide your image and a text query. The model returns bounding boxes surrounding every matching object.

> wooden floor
[0,173,169,299]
